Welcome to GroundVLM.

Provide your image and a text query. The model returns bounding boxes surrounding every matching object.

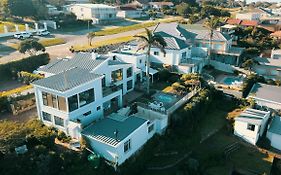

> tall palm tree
[87,32,95,46]
[204,16,219,65]
[134,28,167,94]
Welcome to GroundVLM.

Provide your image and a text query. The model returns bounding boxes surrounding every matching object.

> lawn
[94,17,182,36]
[0,21,27,33]
[8,38,66,49]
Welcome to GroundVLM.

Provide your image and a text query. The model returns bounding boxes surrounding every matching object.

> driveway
[0,26,153,64]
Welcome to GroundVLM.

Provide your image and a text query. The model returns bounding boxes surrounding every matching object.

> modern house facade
[67,4,117,24]
[32,52,144,139]
[234,108,270,145]
[117,5,144,19]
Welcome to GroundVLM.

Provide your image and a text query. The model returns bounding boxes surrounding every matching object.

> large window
[127,67,132,78]
[111,69,123,82]
[127,80,133,91]
[54,116,64,127]
[42,92,48,106]
[154,51,159,56]
[68,94,78,112]
[79,88,95,107]
[42,112,51,122]
[52,95,58,108]
[124,139,131,153]
[182,52,186,59]
[58,96,67,112]
[247,124,255,131]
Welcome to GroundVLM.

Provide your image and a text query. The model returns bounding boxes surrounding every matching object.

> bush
[0,53,49,80]
[17,71,43,84]
[57,130,71,143]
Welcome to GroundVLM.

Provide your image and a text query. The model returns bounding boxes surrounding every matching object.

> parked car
[14,32,32,39]
[36,30,50,36]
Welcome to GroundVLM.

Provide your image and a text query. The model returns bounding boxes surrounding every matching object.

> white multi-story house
[234,108,270,145]
[67,4,117,24]
[117,5,144,19]
[33,52,141,139]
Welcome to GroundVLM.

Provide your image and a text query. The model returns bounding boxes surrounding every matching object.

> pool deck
[152,91,182,109]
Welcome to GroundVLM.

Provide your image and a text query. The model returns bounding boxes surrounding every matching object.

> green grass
[0,21,28,33]
[94,17,182,36]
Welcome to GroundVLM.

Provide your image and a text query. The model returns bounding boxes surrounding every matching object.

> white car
[14,32,32,39]
[36,30,50,36]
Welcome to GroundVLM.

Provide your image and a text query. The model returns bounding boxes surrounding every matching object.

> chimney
[91,52,98,60]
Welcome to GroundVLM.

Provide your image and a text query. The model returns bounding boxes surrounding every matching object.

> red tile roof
[226,18,242,25]
[240,20,258,27]
[270,31,281,38]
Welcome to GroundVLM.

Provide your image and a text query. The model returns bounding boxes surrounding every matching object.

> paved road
[0,27,153,64]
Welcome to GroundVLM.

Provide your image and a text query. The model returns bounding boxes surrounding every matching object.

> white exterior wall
[117,10,143,18]
[70,5,93,20]
[93,60,135,95]
[149,47,191,65]
[236,13,261,21]
[234,121,260,145]
[34,76,123,139]
[110,52,146,71]
[251,97,281,110]
[267,132,281,151]
[85,120,155,165]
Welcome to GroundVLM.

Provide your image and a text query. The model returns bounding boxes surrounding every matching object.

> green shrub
[0,53,49,80]
[17,71,43,84]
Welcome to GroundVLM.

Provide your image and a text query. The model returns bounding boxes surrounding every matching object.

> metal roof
[268,116,281,135]
[255,56,281,67]
[235,108,269,125]
[82,115,147,147]
[249,83,281,104]
[32,67,102,92]
[37,52,108,74]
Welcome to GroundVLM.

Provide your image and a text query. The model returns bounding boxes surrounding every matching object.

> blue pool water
[154,93,176,103]
[223,77,242,85]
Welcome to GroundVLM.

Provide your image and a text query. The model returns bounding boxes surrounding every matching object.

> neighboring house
[117,5,144,19]
[67,4,117,24]
[220,24,236,36]
[248,83,281,110]
[225,18,258,28]
[130,0,150,10]
[234,108,270,145]
[235,8,272,21]
[254,49,281,79]
[82,112,156,166]
[270,31,281,40]
[46,5,63,15]
[148,2,174,10]
[266,116,281,151]
[126,23,206,74]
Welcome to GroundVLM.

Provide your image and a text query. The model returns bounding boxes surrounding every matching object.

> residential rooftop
[82,114,147,147]
[248,83,281,104]
[71,3,116,9]
[235,108,270,125]
[37,52,108,74]
[32,67,102,92]
[254,56,281,67]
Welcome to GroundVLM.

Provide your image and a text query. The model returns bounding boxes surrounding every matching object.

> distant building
[254,49,281,80]
[117,5,144,19]
[248,83,281,110]
[67,4,117,24]
[148,2,174,10]
[130,0,150,10]
[234,108,270,145]
[267,116,281,151]
[46,5,63,16]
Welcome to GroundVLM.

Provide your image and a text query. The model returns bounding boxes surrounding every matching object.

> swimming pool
[222,77,243,85]
[153,93,177,104]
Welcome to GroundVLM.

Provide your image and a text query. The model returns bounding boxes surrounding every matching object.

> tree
[18,39,45,56]
[0,0,10,19]
[242,58,256,71]
[134,28,167,94]
[7,0,36,18]
[204,16,219,64]
[87,32,95,46]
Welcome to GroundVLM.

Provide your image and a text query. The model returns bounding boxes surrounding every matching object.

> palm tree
[87,32,95,46]
[204,17,219,65]
[134,28,167,94]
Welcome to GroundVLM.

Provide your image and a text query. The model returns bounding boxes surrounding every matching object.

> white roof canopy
[143,68,158,75]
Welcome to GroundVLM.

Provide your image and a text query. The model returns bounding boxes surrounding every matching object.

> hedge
[18,71,43,84]
[0,53,49,80]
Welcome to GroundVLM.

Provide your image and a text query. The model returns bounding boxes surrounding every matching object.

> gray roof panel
[82,116,147,146]
[268,116,281,135]
[249,83,281,104]
[33,67,102,92]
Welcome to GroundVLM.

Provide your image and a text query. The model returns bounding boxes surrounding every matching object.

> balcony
[102,85,120,97]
